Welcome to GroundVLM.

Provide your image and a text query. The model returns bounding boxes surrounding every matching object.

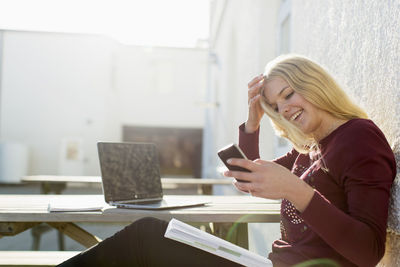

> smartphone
[217,144,251,182]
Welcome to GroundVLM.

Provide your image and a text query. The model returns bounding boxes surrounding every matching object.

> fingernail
[227,159,232,164]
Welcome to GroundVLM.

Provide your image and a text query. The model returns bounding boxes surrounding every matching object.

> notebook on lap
[97,142,207,210]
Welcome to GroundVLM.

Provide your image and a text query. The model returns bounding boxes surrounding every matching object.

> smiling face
[263,77,338,140]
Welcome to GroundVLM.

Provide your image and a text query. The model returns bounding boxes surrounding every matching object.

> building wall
[0,31,117,176]
[204,0,280,180]
[0,31,207,176]
[206,0,281,256]
[290,0,400,265]
[114,46,207,128]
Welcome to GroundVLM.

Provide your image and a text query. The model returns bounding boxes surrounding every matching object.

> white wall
[0,31,207,176]
[205,0,281,257]
[203,0,280,181]
[289,0,400,264]
[0,31,117,176]
[114,46,207,128]
[290,0,400,234]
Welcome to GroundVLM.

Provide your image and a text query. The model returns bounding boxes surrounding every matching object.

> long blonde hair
[259,54,368,153]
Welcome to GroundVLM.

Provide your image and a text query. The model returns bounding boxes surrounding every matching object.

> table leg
[31,222,67,251]
[31,223,51,250]
[35,182,67,250]
[58,231,65,250]
[32,230,40,250]
[199,184,213,195]
[211,222,248,249]
[47,222,102,248]
[40,182,67,194]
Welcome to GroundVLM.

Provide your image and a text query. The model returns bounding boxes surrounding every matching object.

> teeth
[290,110,302,121]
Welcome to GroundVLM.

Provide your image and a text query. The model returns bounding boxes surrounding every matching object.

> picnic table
[0,194,281,250]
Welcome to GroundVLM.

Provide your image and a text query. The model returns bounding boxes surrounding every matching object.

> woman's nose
[278,102,290,115]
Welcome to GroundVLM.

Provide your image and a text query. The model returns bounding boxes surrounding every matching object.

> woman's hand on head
[245,74,265,133]
[223,158,315,212]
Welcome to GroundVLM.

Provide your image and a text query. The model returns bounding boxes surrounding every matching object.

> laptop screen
[97,142,163,203]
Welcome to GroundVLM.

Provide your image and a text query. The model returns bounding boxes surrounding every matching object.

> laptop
[97,142,208,210]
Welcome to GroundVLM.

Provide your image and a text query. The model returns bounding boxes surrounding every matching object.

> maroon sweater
[239,119,396,267]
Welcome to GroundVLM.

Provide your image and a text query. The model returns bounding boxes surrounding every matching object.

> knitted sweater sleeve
[300,120,396,266]
[238,123,260,160]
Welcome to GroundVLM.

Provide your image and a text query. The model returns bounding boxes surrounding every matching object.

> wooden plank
[0,251,79,266]
[0,222,39,236]
[0,194,281,223]
[47,222,102,248]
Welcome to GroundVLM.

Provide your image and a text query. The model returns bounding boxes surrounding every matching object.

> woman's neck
[313,117,348,142]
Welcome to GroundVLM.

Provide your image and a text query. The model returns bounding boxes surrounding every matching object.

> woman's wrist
[245,121,259,133]
[285,179,315,213]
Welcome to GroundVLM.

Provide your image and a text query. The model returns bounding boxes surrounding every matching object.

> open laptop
[97,142,208,210]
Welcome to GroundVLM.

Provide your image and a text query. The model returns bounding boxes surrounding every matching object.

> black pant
[58,217,244,267]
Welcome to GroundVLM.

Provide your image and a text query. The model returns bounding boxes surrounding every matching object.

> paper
[48,200,105,212]
[164,218,272,267]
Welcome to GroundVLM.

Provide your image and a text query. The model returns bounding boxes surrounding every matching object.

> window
[123,126,203,178]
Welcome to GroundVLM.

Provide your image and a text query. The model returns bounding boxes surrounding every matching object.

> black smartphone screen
[217,144,251,183]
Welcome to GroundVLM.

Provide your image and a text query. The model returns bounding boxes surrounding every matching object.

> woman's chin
[297,122,312,135]
[292,119,305,131]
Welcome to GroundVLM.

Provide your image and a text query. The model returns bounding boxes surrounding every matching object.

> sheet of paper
[48,198,106,212]
[164,218,272,267]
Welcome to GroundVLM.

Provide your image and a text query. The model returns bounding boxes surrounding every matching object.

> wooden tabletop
[0,194,280,223]
[0,194,280,249]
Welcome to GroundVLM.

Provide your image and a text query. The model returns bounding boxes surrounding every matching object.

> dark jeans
[58,217,244,267]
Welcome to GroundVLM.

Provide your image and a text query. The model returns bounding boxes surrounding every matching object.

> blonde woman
[226,55,396,266]
[58,55,395,267]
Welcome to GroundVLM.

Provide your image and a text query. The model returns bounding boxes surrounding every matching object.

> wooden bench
[0,251,79,266]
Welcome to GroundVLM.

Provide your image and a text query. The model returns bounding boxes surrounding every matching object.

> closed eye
[285,91,294,100]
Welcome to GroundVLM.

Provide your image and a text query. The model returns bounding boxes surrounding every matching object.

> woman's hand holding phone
[218,144,295,199]
[217,144,250,183]
[223,155,314,209]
